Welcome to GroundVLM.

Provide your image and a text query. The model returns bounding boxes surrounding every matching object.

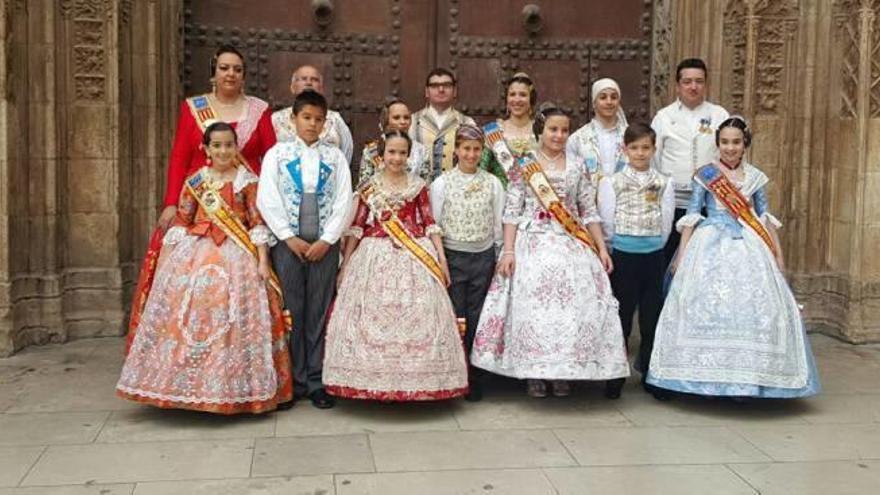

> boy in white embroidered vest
[430,125,505,401]
[597,122,675,400]
[257,90,353,409]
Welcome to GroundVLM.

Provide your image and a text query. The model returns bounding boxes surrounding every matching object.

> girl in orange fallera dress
[118,122,292,414]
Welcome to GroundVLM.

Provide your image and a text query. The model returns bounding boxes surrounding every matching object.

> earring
[210,78,217,97]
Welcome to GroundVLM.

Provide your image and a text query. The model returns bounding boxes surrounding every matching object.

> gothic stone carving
[61,0,111,101]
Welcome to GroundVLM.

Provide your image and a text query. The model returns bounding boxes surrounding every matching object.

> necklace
[537,149,563,163]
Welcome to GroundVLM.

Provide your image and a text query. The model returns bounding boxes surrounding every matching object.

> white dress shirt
[651,99,729,208]
[257,136,352,244]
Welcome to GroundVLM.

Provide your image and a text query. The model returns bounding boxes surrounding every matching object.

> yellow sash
[520,155,599,254]
[360,186,446,286]
[694,164,777,255]
[184,169,284,297]
[185,95,257,175]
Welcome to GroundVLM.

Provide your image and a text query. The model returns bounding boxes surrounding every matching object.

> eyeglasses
[427,82,455,89]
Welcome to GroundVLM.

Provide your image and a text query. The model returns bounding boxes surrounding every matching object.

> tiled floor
[0,334,878,494]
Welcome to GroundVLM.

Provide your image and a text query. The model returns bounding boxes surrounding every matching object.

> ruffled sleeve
[416,186,443,236]
[676,179,707,231]
[576,167,601,225]
[752,186,782,229]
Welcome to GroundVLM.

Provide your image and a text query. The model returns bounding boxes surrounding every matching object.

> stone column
[0,0,181,356]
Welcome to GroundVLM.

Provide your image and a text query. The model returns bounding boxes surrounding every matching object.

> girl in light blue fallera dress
[646,117,819,398]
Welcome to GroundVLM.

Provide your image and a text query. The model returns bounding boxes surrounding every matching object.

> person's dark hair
[715,116,752,147]
[292,89,328,116]
[377,129,412,157]
[675,58,707,82]
[425,67,457,87]
[533,102,570,139]
[210,44,246,76]
[505,72,537,117]
[623,122,656,146]
[202,121,238,147]
[378,97,407,131]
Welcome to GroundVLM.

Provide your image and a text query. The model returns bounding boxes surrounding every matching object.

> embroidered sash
[483,121,516,176]
[520,155,599,254]
[185,94,256,175]
[361,186,446,286]
[184,170,286,297]
[694,164,777,255]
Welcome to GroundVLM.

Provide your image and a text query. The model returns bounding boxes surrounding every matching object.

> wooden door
[183,0,653,156]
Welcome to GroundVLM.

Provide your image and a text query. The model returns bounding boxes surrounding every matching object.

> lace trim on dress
[162,226,189,245]
[250,225,274,246]
[235,96,268,149]
[761,212,783,229]
[233,165,258,193]
[676,213,705,232]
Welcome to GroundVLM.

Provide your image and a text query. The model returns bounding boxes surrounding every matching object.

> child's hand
[599,249,614,274]
[258,260,271,281]
[305,240,331,262]
[496,253,515,278]
[441,259,452,287]
[157,206,177,230]
[285,237,311,262]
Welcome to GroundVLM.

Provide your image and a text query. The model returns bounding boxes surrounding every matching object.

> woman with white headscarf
[566,78,629,186]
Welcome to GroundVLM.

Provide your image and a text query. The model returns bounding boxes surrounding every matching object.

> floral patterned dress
[470,159,630,380]
[118,166,292,414]
[323,176,469,401]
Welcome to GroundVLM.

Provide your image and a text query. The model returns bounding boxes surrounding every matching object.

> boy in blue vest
[257,90,352,409]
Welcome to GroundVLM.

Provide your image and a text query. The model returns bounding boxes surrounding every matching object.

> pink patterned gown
[323,177,469,401]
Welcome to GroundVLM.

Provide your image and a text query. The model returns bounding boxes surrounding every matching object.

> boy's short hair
[623,122,656,146]
[293,89,328,116]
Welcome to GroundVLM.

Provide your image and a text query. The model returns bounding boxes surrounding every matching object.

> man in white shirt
[409,68,476,181]
[258,90,352,410]
[272,65,354,164]
[651,58,729,264]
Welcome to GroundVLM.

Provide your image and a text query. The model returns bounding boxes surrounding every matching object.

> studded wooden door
[183,0,653,155]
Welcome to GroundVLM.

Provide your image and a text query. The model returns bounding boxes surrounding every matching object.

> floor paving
[0,334,878,494]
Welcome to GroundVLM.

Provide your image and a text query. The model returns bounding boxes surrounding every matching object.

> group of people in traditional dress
[117,43,819,414]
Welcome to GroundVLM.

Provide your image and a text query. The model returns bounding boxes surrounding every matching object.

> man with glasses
[409,68,476,180]
[272,65,354,164]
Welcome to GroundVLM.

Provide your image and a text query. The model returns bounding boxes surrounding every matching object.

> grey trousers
[446,247,496,369]
[271,194,339,397]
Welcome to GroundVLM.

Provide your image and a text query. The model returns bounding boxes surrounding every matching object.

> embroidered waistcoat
[611,169,667,236]
[440,169,495,243]
[276,141,338,237]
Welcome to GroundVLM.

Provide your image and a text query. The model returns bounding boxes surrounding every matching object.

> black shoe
[644,384,673,401]
[604,378,625,400]
[275,400,296,411]
[464,382,483,402]
[309,389,336,409]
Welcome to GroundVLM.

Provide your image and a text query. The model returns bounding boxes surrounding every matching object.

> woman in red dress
[128,45,276,353]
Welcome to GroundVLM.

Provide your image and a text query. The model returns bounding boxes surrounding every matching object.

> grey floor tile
[0,447,44,487]
[0,412,109,446]
[132,475,334,495]
[452,395,630,430]
[0,485,134,495]
[21,439,253,486]
[336,469,556,495]
[370,430,576,472]
[96,408,275,443]
[732,423,880,461]
[553,426,770,466]
[729,460,880,495]
[252,434,374,477]
[544,465,757,494]
[275,400,459,436]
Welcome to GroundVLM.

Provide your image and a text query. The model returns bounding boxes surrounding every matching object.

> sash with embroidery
[483,121,517,176]
[361,186,446,286]
[185,94,256,175]
[520,155,599,254]
[184,169,286,298]
[694,164,777,255]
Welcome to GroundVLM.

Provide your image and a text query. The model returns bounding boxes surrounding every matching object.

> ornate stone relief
[61,0,112,101]
[871,0,880,117]
[651,0,673,111]
[834,0,864,118]
[722,0,747,113]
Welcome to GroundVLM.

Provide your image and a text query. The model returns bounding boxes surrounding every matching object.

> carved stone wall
[0,0,180,356]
